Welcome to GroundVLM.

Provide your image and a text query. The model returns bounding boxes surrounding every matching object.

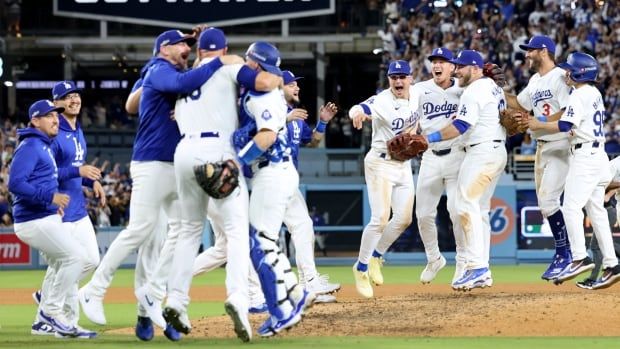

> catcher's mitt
[483,62,506,87]
[387,133,428,161]
[500,109,529,136]
[194,159,240,199]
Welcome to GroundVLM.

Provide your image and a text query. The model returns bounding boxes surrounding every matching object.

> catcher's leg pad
[249,227,296,319]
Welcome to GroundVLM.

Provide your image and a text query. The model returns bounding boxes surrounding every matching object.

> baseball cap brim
[55,87,80,100]
[518,43,538,51]
[428,54,452,62]
[172,35,196,47]
[31,106,65,119]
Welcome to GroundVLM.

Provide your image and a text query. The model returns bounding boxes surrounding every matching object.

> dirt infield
[88,283,620,338]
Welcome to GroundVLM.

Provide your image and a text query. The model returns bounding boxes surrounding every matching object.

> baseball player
[505,35,573,280]
[349,60,419,298]
[410,47,467,285]
[235,41,312,337]
[153,28,280,341]
[527,52,620,289]
[30,82,105,339]
[9,100,84,337]
[281,69,341,302]
[423,50,507,291]
[78,29,242,329]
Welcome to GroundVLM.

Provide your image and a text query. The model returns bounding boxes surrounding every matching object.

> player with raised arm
[505,36,573,281]
[349,60,419,298]
[527,52,620,289]
[423,50,507,291]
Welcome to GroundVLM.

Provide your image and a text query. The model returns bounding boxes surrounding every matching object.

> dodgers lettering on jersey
[559,84,606,145]
[410,78,463,150]
[50,116,92,222]
[358,88,420,152]
[517,67,571,141]
[456,77,506,145]
[238,88,291,166]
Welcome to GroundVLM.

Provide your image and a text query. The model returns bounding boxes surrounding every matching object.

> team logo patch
[261,109,272,120]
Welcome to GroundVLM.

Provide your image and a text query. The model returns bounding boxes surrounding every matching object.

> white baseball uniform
[609,157,620,225]
[166,59,250,313]
[560,85,618,268]
[244,88,300,319]
[411,79,466,275]
[517,67,571,217]
[352,88,419,263]
[455,77,507,270]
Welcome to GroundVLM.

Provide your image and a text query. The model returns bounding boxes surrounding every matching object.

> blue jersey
[50,116,93,223]
[9,128,61,223]
[286,115,312,169]
[133,57,223,162]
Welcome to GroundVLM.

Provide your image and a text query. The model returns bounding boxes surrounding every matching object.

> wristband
[237,140,265,165]
[315,120,328,133]
[537,115,548,122]
[427,131,442,143]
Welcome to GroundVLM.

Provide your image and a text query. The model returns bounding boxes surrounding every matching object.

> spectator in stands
[310,206,327,256]
[520,131,536,155]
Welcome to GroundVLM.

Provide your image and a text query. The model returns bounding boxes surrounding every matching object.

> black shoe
[575,278,595,290]
[591,265,620,290]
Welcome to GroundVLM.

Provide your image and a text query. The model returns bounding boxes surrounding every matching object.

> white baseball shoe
[352,263,373,298]
[135,286,166,329]
[305,274,341,295]
[368,256,384,285]
[78,287,107,325]
[314,294,337,303]
[420,255,447,284]
[224,295,252,342]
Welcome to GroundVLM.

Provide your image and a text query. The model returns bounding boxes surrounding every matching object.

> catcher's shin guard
[249,227,297,319]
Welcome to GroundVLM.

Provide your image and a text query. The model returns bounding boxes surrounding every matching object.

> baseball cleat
[352,263,373,298]
[305,274,341,295]
[290,284,316,317]
[224,299,252,342]
[575,278,596,290]
[249,302,269,314]
[314,294,337,304]
[553,257,594,284]
[164,323,182,341]
[541,254,572,281]
[134,316,154,341]
[31,321,55,336]
[163,306,191,335]
[55,325,97,339]
[451,267,492,291]
[78,287,107,325]
[420,255,447,284]
[135,286,166,329]
[257,312,302,337]
[590,265,620,290]
[38,311,77,337]
[368,256,384,285]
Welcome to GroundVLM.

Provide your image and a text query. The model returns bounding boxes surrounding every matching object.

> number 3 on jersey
[542,103,551,116]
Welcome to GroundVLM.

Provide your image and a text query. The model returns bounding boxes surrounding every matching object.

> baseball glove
[387,133,428,161]
[483,62,506,87]
[500,109,528,136]
[194,159,240,199]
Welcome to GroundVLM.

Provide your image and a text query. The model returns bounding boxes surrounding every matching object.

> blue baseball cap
[428,47,453,62]
[451,50,484,68]
[29,100,64,120]
[387,60,411,75]
[519,35,556,54]
[52,80,80,100]
[199,27,227,51]
[282,70,303,85]
[153,30,196,56]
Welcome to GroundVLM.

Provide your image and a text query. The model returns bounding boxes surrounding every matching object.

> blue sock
[547,210,571,258]
[372,250,383,258]
[356,262,368,272]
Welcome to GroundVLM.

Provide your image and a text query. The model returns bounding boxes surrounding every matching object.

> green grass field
[1,265,618,349]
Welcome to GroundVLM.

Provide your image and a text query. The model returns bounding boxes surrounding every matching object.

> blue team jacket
[50,116,93,223]
[132,57,223,162]
[286,106,313,169]
[9,128,61,223]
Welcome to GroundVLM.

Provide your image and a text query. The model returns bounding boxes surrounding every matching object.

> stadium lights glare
[4,81,14,87]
